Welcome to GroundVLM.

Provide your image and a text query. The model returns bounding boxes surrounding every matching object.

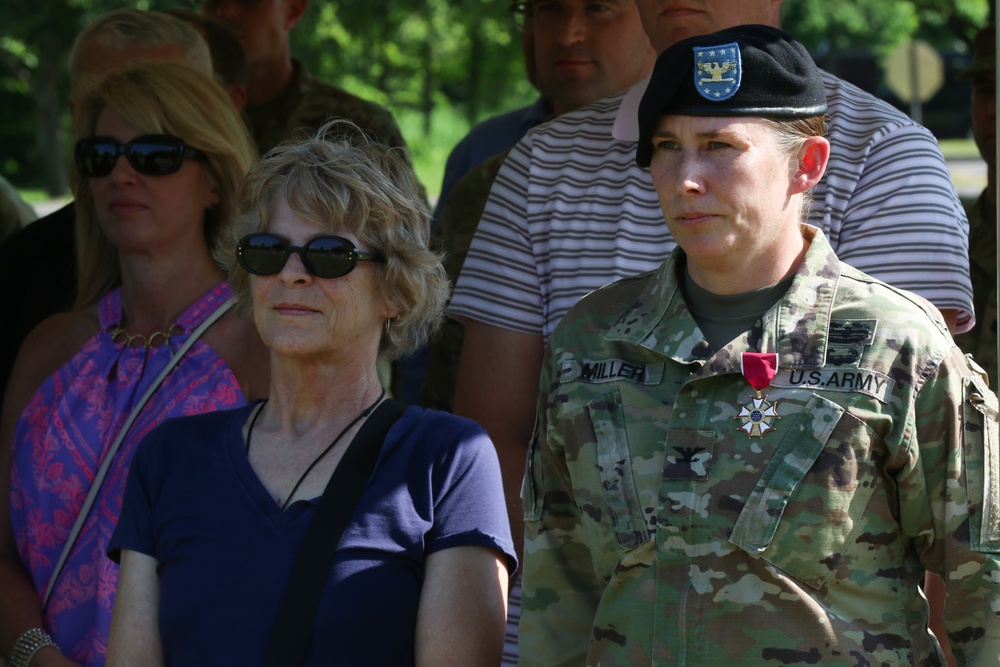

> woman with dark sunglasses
[104,120,515,667]
[0,61,268,667]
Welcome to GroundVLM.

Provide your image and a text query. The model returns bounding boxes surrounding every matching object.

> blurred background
[0,0,994,213]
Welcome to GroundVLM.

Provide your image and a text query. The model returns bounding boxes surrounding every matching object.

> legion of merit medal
[737,352,779,438]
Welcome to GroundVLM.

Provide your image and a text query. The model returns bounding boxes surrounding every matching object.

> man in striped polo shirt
[423,1,657,412]
[448,0,974,654]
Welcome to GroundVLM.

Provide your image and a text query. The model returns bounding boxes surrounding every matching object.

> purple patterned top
[9,281,247,667]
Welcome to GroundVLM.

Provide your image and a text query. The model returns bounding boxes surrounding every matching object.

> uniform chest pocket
[582,388,654,551]
[729,393,881,589]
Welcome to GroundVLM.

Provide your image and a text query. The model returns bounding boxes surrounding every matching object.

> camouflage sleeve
[292,90,408,153]
[908,349,1000,665]
[438,150,509,288]
[519,341,604,666]
[353,102,408,152]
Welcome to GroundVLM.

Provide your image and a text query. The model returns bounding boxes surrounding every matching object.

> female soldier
[520,25,999,666]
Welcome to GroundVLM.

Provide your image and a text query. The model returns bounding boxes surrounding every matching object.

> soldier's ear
[790,136,829,194]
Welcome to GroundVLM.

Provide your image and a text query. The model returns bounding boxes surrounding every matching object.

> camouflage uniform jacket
[521,225,1000,666]
[954,189,997,391]
[245,59,408,155]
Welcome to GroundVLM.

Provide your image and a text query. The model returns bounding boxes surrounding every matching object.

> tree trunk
[421,35,433,135]
[466,22,482,125]
[33,53,67,197]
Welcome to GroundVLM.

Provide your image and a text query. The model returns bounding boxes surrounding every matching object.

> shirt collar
[611,73,651,143]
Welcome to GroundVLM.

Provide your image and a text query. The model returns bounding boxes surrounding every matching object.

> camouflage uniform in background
[245,58,408,156]
[521,225,1000,666]
[954,191,997,391]
[422,149,509,411]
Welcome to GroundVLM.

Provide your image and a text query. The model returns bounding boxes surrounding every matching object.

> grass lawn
[396,106,475,209]
[17,189,64,205]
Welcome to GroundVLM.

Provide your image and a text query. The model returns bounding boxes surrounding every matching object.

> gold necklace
[108,322,182,349]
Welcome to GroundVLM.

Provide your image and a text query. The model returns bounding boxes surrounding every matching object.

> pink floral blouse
[9,281,247,666]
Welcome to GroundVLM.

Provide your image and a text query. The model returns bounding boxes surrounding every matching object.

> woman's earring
[384,318,391,336]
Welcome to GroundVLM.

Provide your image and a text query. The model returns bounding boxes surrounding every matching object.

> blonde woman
[0,61,267,667]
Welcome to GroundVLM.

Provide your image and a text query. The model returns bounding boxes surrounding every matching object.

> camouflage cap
[637,24,827,167]
[958,23,995,79]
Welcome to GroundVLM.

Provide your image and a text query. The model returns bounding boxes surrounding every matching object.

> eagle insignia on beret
[693,42,741,101]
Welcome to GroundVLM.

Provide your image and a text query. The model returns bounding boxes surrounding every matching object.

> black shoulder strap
[263,398,408,667]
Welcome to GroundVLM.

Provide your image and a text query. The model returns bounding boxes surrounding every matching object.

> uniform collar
[606,224,841,372]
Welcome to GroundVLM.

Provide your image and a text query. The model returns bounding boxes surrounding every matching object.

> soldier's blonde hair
[763,114,827,218]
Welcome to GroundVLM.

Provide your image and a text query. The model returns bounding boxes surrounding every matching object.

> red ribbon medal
[736,352,779,438]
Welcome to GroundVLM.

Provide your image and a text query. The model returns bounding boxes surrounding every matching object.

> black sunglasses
[237,233,387,279]
[75,135,207,178]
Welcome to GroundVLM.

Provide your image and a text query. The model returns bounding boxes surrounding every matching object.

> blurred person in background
[198,0,409,156]
[162,8,250,111]
[954,23,997,388]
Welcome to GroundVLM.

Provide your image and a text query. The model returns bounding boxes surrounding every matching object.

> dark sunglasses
[75,135,207,178]
[237,233,387,279]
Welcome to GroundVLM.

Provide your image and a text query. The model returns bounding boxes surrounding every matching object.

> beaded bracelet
[9,628,60,667]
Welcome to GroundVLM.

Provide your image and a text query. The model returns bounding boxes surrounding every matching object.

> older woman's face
[648,114,801,277]
[88,107,220,256]
[250,196,391,364]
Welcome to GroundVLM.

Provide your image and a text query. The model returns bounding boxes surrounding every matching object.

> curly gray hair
[220,120,448,360]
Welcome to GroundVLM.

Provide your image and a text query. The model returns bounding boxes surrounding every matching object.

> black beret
[636,24,827,167]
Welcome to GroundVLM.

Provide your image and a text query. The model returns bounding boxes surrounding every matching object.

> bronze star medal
[736,352,779,438]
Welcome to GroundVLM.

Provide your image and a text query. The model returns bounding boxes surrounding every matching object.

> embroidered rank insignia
[737,395,779,438]
[694,42,741,101]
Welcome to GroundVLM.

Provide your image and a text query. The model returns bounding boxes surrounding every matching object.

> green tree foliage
[0,0,161,194]
[290,0,530,127]
[0,0,83,193]
[0,0,992,197]
[782,0,991,54]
